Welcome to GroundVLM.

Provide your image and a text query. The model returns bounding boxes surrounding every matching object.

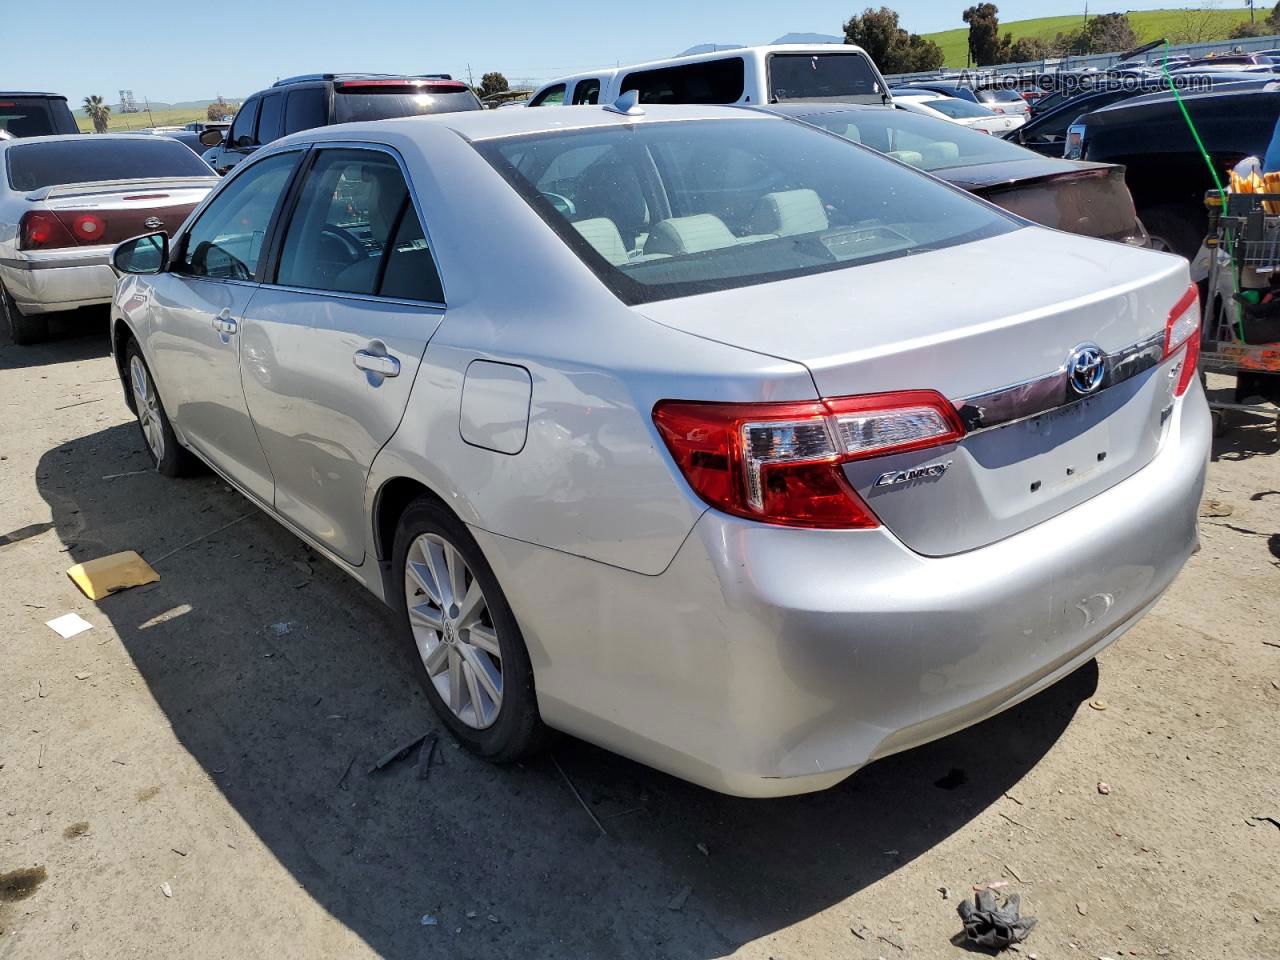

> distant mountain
[677,43,746,56]
[771,33,844,45]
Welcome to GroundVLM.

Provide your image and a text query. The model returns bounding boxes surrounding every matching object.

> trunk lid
[639,227,1190,556]
[945,159,1143,243]
[33,178,213,248]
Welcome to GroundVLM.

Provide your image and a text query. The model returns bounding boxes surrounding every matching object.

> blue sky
[5,0,1248,104]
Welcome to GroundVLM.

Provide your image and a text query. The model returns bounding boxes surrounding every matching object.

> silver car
[108,103,1210,797]
[0,134,217,343]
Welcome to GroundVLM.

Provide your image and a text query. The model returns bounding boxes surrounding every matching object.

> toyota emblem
[1066,344,1105,396]
[144,216,163,230]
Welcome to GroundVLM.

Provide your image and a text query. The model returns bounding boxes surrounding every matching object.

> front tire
[391,497,545,762]
[124,340,199,476]
[1,283,48,345]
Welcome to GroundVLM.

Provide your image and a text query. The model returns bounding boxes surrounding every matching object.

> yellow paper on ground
[66,550,159,600]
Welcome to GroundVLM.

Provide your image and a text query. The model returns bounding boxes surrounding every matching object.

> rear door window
[529,84,566,107]
[284,87,328,134]
[620,59,745,104]
[179,151,300,280]
[275,148,442,300]
[769,53,881,102]
[6,138,212,191]
[256,93,285,144]
[228,97,260,147]
[572,79,602,105]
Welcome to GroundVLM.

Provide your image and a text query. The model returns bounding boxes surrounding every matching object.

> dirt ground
[1,310,1278,960]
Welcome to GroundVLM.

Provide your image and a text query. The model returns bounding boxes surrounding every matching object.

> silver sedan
[108,102,1210,797]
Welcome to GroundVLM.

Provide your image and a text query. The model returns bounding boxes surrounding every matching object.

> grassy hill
[75,102,239,134]
[920,7,1257,67]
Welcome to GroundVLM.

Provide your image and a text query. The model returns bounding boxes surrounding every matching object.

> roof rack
[272,72,454,87]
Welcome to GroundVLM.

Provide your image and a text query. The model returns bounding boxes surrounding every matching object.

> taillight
[653,391,965,529]
[18,211,76,250]
[71,213,106,242]
[1164,283,1201,397]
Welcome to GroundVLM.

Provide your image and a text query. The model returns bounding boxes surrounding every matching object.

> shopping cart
[1199,191,1280,435]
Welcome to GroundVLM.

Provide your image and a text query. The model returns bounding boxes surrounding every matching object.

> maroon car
[761,101,1147,246]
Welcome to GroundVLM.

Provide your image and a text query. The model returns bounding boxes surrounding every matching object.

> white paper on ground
[46,612,93,638]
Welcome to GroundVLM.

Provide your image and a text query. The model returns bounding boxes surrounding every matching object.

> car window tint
[378,204,444,302]
[530,84,566,107]
[256,93,285,144]
[229,97,260,147]
[0,97,57,137]
[916,97,993,119]
[770,53,880,102]
[6,138,212,191]
[275,149,411,296]
[477,118,1015,305]
[180,151,298,280]
[284,87,328,134]
[572,78,601,105]
[621,59,745,104]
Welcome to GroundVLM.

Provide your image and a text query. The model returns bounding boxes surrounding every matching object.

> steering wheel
[540,192,576,217]
[318,225,367,264]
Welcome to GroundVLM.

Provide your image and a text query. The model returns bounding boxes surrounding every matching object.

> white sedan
[894,93,1027,134]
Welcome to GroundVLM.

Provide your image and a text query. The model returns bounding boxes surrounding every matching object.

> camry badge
[1067,343,1105,396]
[144,216,163,230]
[875,461,952,488]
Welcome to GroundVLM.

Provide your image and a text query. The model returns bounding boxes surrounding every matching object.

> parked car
[0,92,78,138]
[526,44,890,109]
[108,102,1208,797]
[764,102,1144,244]
[891,79,1031,118]
[184,120,230,133]
[0,135,217,344]
[203,73,482,175]
[893,93,1025,134]
[1066,83,1280,256]
[1174,54,1272,70]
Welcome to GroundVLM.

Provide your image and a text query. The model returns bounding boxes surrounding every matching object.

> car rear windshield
[977,87,1025,103]
[799,106,1029,171]
[333,85,481,122]
[475,118,1015,305]
[913,97,994,119]
[6,138,212,191]
[769,53,881,102]
[0,96,62,137]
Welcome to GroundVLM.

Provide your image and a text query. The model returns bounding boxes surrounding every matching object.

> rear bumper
[0,248,116,314]
[476,381,1210,797]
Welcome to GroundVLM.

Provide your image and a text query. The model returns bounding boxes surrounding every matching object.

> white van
[527,44,890,109]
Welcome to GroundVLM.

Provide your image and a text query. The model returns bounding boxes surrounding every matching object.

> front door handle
[212,310,238,336]
[353,350,400,377]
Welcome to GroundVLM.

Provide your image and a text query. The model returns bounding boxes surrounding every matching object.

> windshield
[333,86,481,122]
[0,97,62,137]
[800,107,1029,171]
[6,138,212,191]
[475,118,1015,304]
[977,87,1025,103]
[913,97,994,119]
[769,53,881,102]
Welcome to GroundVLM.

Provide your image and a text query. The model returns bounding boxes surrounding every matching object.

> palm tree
[83,95,110,134]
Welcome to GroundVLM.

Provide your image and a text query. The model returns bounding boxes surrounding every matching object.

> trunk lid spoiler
[24,177,219,203]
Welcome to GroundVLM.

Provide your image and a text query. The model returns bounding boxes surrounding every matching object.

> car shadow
[0,306,112,369]
[36,421,1096,959]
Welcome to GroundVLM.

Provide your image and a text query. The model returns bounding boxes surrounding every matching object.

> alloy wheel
[129,355,165,463]
[404,533,504,729]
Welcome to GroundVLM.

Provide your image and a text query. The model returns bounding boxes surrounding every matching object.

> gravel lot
[2,311,1278,960]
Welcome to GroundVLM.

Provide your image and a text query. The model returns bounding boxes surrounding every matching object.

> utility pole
[466,63,475,89]
[144,96,154,126]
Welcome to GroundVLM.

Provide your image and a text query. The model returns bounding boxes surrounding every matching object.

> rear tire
[1141,205,1203,261]
[123,339,199,477]
[1,283,48,345]
[391,497,545,762]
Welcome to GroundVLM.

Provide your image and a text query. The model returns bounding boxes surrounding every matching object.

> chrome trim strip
[955,330,1165,433]
[0,255,112,271]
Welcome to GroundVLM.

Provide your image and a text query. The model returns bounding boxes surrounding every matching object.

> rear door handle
[353,350,400,377]
[212,310,237,336]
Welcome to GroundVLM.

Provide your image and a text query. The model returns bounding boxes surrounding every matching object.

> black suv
[203,73,482,175]
[1065,83,1280,257]
[0,92,78,138]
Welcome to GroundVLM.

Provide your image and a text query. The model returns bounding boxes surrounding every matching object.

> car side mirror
[199,128,224,147]
[235,134,254,149]
[112,232,168,275]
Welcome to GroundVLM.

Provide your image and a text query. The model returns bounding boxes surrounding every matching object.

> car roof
[1083,80,1280,119]
[283,103,781,145]
[0,91,68,99]
[0,133,181,152]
